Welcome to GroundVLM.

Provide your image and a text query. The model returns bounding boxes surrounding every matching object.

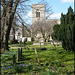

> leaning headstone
[17,48,20,61]
[35,48,40,64]
[13,54,16,64]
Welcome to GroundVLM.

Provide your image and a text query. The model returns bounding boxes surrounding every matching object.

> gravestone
[33,42,44,46]
[17,48,20,61]
[35,48,40,64]
[40,42,41,48]
[13,54,16,64]
[21,48,22,56]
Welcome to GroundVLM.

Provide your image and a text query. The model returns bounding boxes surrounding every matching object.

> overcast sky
[24,0,74,24]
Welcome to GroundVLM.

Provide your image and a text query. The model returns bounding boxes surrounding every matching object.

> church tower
[32,4,45,24]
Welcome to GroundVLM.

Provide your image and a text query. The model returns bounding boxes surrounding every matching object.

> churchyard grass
[0,44,74,75]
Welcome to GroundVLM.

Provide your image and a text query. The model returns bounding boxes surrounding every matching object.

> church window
[36,9,40,17]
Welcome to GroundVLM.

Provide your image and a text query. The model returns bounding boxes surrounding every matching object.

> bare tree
[11,16,20,40]
[31,0,55,42]
[38,0,53,19]
[31,20,57,42]
[1,0,29,52]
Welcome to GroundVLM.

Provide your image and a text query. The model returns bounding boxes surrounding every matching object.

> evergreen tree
[52,6,75,51]
[51,24,61,41]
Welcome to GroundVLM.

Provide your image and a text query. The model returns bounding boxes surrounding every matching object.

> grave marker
[35,48,40,64]
[17,48,20,61]
[13,54,16,64]
[21,48,22,56]
[40,42,41,48]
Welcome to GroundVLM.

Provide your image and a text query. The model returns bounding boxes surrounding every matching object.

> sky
[24,0,74,24]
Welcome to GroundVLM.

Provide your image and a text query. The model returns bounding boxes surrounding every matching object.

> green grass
[1,44,74,75]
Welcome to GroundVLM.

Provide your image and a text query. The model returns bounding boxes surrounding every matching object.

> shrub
[10,40,19,44]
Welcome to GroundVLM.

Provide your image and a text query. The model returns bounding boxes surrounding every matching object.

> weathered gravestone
[17,48,20,61]
[21,48,22,57]
[13,54,16,64]
[35,48,40,64]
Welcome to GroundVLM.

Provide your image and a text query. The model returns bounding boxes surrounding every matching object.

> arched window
[36,9,40,17]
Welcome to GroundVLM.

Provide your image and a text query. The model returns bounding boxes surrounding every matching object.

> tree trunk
[2,16,12,51]
[1,0,20,52]
[13,28,15,40]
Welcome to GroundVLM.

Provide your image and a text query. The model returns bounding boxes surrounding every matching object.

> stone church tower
[32,4,60,41]
[32,4,45,24]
